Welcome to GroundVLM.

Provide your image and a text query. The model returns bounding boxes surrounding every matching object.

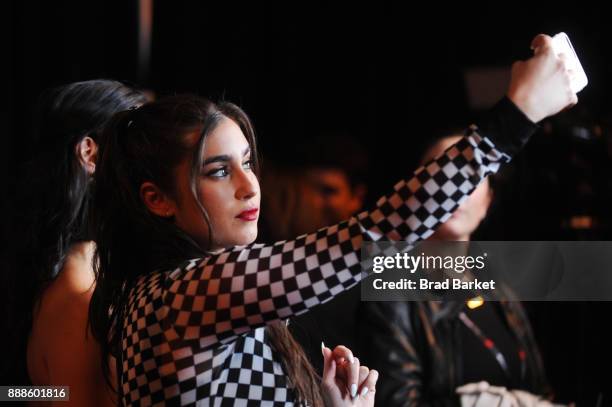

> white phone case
[551,32,588,93]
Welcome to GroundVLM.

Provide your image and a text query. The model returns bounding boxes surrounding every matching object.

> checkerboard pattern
[119,127,513,405]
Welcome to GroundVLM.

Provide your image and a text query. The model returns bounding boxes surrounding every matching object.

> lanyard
[458,310,527,382]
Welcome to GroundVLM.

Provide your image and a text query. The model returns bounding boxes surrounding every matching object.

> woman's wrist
[476,96,539,157]
[507,90,544,124]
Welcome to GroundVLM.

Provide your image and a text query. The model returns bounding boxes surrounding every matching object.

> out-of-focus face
[304,168,364,226]
[424,135,492,241]
[172,117,260,251]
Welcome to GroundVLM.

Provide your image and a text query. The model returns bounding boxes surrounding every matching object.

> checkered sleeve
[163,100,537,349]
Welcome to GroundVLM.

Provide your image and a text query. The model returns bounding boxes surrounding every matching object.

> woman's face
[423,135,492,241]
[172,117,260,251]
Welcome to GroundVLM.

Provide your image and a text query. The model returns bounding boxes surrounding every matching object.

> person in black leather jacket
[359,134,551,407]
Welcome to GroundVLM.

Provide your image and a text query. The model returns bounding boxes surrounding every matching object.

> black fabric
[460,302,527,390]
[478,97,538,157]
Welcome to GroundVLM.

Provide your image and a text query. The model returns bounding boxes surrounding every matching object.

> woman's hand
[321,343,378,407]
[507,34,578,123]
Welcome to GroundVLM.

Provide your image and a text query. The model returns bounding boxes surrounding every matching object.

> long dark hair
[1,79,146,384]
[89,95,323,406]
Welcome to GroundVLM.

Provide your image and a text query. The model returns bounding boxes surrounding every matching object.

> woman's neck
[61,241,96,289]
[67,241,95,263]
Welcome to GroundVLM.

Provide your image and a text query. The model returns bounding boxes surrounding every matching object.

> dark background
[5,2,612,405]
[6,2,612,198]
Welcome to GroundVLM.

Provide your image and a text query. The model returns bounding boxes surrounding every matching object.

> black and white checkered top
[119,99,536,406]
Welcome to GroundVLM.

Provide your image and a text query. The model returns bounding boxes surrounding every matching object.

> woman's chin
[431,226,467,241]
[236,228,258,246]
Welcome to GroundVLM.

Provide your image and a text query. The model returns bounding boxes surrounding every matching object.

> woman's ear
[140,182,176,218]
[76,136,98,175]
[349,183,367,213]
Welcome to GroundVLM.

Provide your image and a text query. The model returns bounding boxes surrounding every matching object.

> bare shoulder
[34,241,97,338]
[28,242,98,381]
[54,241,97,298]
[27,242,117,406]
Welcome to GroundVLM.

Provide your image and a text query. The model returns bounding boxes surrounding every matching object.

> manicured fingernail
[321,342,325,357]
[360,387,369,397]
[349,354,355,364]
[351,384,358,398]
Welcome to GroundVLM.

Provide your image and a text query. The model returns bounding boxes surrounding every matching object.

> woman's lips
[237,208,259,221]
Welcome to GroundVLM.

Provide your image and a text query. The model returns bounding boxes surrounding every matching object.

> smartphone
[551,32,588,93]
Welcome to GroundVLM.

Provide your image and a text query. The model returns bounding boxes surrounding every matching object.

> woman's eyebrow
[203,147,251,165]
[203,155,230,165]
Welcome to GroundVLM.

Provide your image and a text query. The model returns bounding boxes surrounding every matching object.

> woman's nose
[235,168,258,200]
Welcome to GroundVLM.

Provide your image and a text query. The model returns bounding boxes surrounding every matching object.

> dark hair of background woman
[1,80,147,384]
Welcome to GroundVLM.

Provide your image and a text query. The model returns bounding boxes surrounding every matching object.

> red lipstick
[237,208,258,221]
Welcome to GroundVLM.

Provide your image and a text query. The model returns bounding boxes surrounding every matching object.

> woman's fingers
[358,365,369,386]
[348,357,361,398]
[329,345,374,399]
[332,345,360,398]
[531,34,553,55]
[332,345,355,364]
[331,345,354,393]
[359,368,379,398]
[507,33,578,123]
[321,343,336,384]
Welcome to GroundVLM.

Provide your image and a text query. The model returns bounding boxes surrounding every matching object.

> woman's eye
[242,159,254,170]
[206,167,229,177]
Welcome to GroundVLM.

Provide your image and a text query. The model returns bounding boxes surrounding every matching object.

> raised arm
[162,97,538,349]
